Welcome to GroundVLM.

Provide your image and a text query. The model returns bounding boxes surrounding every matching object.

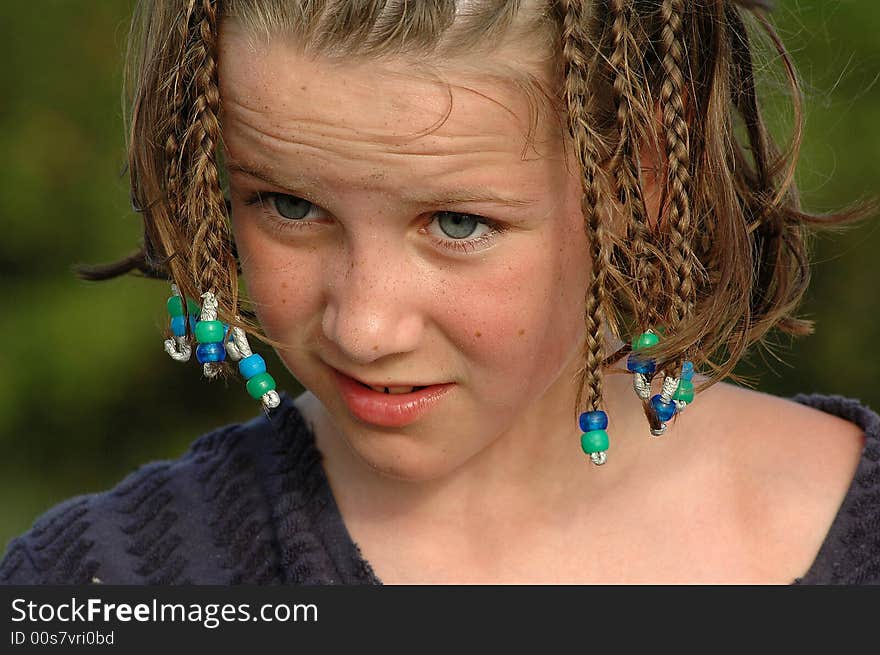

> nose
[321,244,426,365]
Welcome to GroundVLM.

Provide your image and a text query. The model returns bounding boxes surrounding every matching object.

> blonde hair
[79,0,878,432]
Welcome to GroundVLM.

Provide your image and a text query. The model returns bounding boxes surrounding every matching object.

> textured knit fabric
[1,392,878,585]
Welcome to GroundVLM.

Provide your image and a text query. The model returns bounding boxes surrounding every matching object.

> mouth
[329,367,455,428]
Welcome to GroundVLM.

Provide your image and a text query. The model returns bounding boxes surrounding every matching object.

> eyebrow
[226,160,535,208]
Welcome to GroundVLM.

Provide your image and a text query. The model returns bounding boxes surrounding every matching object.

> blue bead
[579,410,608,432]
[239,354,267,380]
[196,342,226,363]
[651,394,676,421]
[681,360,694,381]
[170,315,187,337]
[627,353,656,375]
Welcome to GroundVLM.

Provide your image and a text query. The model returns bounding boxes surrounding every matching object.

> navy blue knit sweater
[2,392,879,584]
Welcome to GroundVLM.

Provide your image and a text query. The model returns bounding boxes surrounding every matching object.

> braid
[658,0,695,378]
[557,0,611,421]
[181,0,238,326]
[164,4,189,236]
[158,2,194,303]
[608,0,656,332]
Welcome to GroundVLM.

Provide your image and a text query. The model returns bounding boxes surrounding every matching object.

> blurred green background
[1,1,878,552]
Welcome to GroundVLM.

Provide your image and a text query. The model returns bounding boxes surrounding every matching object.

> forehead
[216,19,558,157]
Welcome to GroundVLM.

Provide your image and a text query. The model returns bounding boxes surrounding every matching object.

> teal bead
[246,372,276,399]
[166,296,185,317]
[580,429,609,454]
[631,331,660,351]
[673,380,695,403]
[195,320,225,344]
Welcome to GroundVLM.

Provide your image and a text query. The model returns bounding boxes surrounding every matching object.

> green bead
[195,320,225,344]
[673,380,695,403]
[632,331,660,351]
[166,296,185,317]
[580,429,609,454]
[186,297,201,316]
[246,372,276,399]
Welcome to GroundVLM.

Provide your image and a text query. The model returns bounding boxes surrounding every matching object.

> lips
[330,368,454,428]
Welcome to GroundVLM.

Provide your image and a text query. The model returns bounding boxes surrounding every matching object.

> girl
[2,0,879,584]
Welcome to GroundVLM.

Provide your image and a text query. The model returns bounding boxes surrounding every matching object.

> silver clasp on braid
[660,374,679,403]
[633,372,651,400]
[199,291,221,378]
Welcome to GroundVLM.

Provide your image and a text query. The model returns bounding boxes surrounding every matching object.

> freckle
[518,329,525,336]
[281,298,286,304]
[281,281,288,289]
[300,85,307,91]
[475,331,481,337]
[373,345,379,351]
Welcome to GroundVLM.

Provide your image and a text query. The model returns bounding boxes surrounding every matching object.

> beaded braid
[614,0,701,433]
[157,4,197,365]
[657,0,696,385]
[152,0,281,406]
[607,0,666,432]
[178,0,238,376]
[556,0,615,464]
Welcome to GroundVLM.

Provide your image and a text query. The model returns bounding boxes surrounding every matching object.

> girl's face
[220,23,592,482]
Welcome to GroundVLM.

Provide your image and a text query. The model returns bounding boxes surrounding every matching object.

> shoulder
[716,384,868,484]
[691,382,878,583]
[0,409,291,585]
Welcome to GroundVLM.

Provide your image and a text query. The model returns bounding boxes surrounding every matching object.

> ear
[603,102,665,239]
[636,102,665,231]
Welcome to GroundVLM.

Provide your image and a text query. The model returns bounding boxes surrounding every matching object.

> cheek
[440,224,589,387]
[230,219,317,337]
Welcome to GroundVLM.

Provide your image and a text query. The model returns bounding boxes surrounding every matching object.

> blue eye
[436,212,480,239]
[272,194,314,220]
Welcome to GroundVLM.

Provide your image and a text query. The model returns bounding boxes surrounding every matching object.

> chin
[347,435,463,483]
